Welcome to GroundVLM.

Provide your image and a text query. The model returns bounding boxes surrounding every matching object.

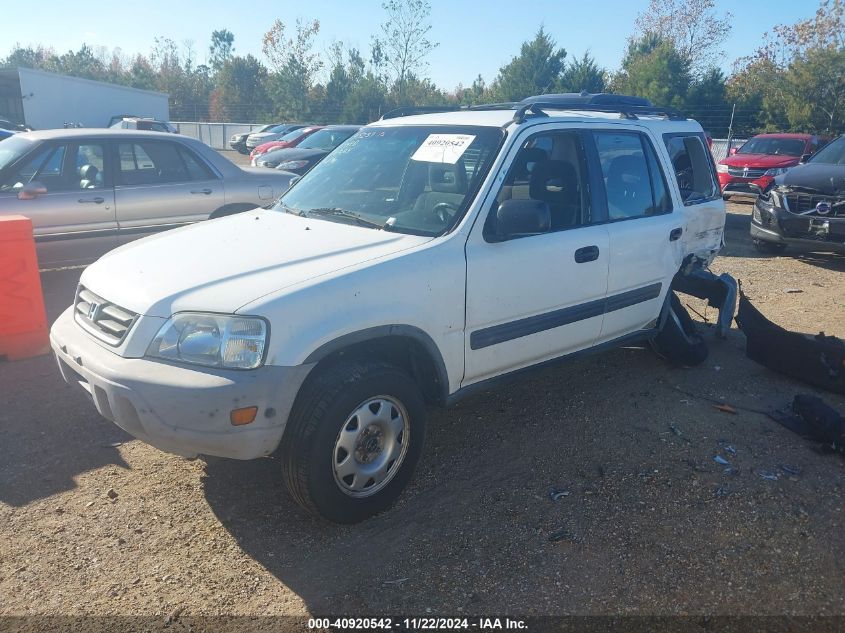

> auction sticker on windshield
[411,133,476,164]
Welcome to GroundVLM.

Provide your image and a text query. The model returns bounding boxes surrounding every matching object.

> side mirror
[17,181,47,200]
[799,153,811,164]
[487,199,551,242]
[728,147,738,156]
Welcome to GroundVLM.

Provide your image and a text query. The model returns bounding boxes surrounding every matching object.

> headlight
[146,313,268,369]
[276,160,309,170]
[764,167,789,176]
[716,163,728,173]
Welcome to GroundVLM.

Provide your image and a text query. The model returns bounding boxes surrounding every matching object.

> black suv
[751,135,845,254]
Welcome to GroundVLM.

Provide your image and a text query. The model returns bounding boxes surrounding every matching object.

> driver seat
[411,160,468,219]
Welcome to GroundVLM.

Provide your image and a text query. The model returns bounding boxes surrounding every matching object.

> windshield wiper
[305,207,388,230]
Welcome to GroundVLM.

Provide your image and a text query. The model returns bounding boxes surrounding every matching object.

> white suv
[50,94,736,523]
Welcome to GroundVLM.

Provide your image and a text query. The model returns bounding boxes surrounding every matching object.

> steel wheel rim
[332,395,410,498]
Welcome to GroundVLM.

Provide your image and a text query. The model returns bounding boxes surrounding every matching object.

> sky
[2,0,822,89]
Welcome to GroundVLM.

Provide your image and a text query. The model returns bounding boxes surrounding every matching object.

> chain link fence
[174,121,751,162]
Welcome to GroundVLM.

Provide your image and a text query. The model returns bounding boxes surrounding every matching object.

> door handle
[574,245,600,263]
[78,197,104,204]
[190,188,212,195]
[669,227,683,241]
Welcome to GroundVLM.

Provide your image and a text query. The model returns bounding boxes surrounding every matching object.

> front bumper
[751,198,845,252]
[50,307,313,460]
[719,174,774,198]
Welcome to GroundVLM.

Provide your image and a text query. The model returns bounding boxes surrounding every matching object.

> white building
[0,67,169,130]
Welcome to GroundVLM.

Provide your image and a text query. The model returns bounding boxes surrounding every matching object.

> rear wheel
[650,292,708,367]
[280,360,426,523]
[753,239,787,254]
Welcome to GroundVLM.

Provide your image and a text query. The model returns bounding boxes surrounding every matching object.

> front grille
[784,193,845,216]
[728,166,766,178]
[74,286,138,346]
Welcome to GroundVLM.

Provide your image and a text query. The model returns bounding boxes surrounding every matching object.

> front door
[0,139,117,267]
[463,127,610,386]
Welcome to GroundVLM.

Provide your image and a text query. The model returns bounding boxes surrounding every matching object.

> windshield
[0,136,35,172]
[809,136,845,165]
[297,128,358,151]
[268,124,291,133]
[738,137,805,156]
[276,125,504,236]
[279,127,310,143]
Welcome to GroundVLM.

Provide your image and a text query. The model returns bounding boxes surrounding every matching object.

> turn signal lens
[230,406,258,426]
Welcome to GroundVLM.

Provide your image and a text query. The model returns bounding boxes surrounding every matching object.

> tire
[650,292,708,367]
[753,239,787,254]
[280,360,427,523]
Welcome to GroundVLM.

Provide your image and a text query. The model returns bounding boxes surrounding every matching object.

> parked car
[109,117,178,134]
[245,123,308,150]
[750,134,845,254]
[230,123,283,155]
[49,94,734,523]
[0,129,297,267]
[717,133,828,200]
[254,125,361,174]
[249,126,324,161]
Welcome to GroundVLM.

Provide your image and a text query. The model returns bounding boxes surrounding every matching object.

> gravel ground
[2,187,844,624]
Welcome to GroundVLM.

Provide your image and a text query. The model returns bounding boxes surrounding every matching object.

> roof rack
[380,105,461,120]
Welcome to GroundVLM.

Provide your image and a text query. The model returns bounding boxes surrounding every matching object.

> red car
[249,126,323,162]
[717,133,828,199]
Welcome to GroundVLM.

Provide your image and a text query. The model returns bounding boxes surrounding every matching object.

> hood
[260,147,328,164]
[776,162,845,194]
[80,210,431,318]
[721,153,800,169]
[249,132,275,140]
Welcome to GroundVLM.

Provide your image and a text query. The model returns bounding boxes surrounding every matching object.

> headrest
[79,164,99,179]
[606,154,645,182]
[429,160,467,194]
[529,160,578,201]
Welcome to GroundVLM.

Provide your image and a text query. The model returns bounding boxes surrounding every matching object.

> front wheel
[650,292,708,367]
[280,360,427,523]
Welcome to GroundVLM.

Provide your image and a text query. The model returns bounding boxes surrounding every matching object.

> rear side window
[663,134,719,204]
[594,131,671,220]
[118,141,213,185]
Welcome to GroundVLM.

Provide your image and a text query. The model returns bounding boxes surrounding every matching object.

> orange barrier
[0,215,50,360]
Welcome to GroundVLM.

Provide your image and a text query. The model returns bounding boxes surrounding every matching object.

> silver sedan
[0,129,297,268]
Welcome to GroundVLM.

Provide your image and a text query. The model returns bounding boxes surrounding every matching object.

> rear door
[113,139,223,244]
[0,139,117,267]
[591,129,681,342]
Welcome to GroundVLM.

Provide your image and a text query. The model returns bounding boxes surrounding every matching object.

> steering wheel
[431,201,459,224]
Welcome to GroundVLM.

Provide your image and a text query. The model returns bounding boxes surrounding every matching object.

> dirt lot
[1,195,844,624]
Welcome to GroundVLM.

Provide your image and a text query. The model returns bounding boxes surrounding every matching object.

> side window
[117,141,190,185]
[73,143,106,190]
[1,144,66,191]
[178,146,216,181]
[663,134,718,204]
[491,130,592,235]
[594,131,671,220]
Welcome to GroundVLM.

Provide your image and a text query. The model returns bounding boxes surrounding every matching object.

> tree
[685,68,731,135]
[210,55,269,122]
[784,46,845,133]
[634,0,732,77]
[262,18,323,120]
[559,51,606,93]
[489,27,566,102]
[209,29,235,73]
[612,35,691,108]
[375,0,438,102]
